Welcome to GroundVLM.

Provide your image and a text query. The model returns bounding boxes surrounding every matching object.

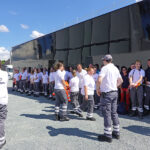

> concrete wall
[12,59,49,69]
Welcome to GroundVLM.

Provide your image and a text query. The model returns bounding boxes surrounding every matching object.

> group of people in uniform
[0,54,150,147]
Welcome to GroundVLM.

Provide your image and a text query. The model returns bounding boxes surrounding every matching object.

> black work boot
[60,116,70,121]
[129,110,137,117]
[0,140,6,149]
[143,109,149,116]
[98,135,112,143]
[75,111,83,117]
[55,114,60,121]
[86,117,96,121]
[138,111,143,119]
[112,132,120,140]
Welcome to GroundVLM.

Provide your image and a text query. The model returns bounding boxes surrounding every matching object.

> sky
[0,0,141,60]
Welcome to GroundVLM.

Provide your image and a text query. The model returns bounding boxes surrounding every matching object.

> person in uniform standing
[34,68,40,97]
[20,68,27,94]
[93,67,100,110]
[42,71,49,97]
[69,70,83,117]
[80,67,96,121]
[144,59,150,116]
[28,70,34,96]
[0,61,8,149]
[96,55,123,143]
[76,64,87,105]
[129,60,145,119]
[54,62,69,121]
[48,67,55,99]
[12,69,20,91]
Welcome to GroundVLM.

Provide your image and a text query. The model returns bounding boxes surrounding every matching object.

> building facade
[12,0,150,69]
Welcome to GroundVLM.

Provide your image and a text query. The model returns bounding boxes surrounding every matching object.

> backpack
[117,102,127,115]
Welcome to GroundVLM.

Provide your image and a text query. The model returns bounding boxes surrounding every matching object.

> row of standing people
[12,56,150,143]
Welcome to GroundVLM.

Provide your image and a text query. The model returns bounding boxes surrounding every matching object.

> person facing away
[96,54,123,143]
[0,60,8,149]
[69,70,83,117]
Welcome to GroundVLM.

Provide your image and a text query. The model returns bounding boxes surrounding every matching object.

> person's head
[147,59,150,67]
[89,64,93,68]
[22,68,25,72]
[38,68,41,73]
[130,63,135,70]
[43,71,46,75]
[135,60,141,70]
[54,62,64,71]
[31,70,34,75]
[77,64,83,72]
[34,68,38,73]
[87,67,94,76]
[121,66,128,75]
[94,64,99,70]
[69,66,73,72]
[102,54,113,66]
[93,67,97,74]
[72,70,77,77]
[0,60,1,69]
[50,67,54,72]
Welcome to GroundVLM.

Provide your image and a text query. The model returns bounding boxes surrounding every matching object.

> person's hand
[130,83,135,88]
[146,81,150,85]
[85,95,88,100]
[96,89,101,96]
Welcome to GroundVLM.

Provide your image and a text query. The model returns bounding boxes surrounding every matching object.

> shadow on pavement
[123,125,150,136]
[8,87,54,104]
[46,126,99,141]
[20,114,55,121]
[119,114,150,124]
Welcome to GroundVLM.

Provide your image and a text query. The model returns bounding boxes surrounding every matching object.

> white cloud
[135,0,143,2]
[0,47,10,61]
[0,25,9,32]
[20,24,29,29]
[30,30,44,39]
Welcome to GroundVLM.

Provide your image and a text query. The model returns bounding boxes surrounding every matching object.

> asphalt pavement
[2,81,150,150]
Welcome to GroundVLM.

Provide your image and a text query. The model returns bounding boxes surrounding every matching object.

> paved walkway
[2,81,150,150]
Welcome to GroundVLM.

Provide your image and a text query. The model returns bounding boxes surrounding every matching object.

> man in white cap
[0,60,8,148]
[96,54,123,143]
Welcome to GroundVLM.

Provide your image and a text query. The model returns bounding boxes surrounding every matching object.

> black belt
[102,91,118,94]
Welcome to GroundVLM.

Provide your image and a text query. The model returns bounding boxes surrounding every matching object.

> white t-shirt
[93,73,99,90]
[38,72,43,81]
[0,69,8,105]
[54,70,65,90]
[69,76,79,92]
[62,70,69,81]
[13,73,20,81]
[77,69,87,88]
[81,74,95,95]
[99,63,122,93]
[21,72,27,80]
[129,69,145,84]
[30,74,34,83]
[42,74,48,84]
[49,72,55,82]
[34,73,40,83]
